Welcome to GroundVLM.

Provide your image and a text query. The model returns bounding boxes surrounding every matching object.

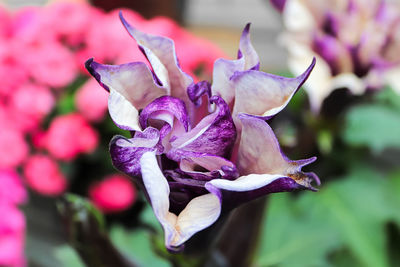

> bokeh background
[1,0,400,266]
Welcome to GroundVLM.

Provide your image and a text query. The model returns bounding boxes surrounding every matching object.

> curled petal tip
[270,0,287,12]
[85,57,94,68]
[119,11,134,33]
[84,58,94,75]
[302,57,316,77]
[307,172,321,186]
[243,23,251,34]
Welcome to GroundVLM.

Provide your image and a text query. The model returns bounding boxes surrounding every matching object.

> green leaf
[374,86,400,111]
[140,203,162,233]
[342,104,400,153]
[110,225,171,267]
[255,193,340,267]
[54,245,85,267]
[255,167,400,267]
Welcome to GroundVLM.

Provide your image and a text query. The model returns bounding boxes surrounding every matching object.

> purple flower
[86,12,319,251]
[273,0,400,111]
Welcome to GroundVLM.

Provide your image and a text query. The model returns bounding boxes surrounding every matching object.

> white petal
[140,151,222,249]
[207,173,284,192]
[140,151,177,245]
[171,193,221,247]
[108,90,141,131]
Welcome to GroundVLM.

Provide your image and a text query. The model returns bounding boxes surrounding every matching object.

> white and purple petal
[179,153,239,181]
[109,127,161,177]
[140,151,221,251]
[168,96,236,160]
[85,58,167,131]
[237,23,260,70]
[230,58,315,122]
[236,113,319,188]
[139,95,190,132]
[119,12,193,104]
[187,80,212,107]
[206,176,303,210]
[211,57,245,107]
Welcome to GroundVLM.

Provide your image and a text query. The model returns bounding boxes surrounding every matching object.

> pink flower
[10,83,55,124]
[0,204,26,267]
[44,113,98,161]
[89,174,137,213]
[43,2,94,46]
[0,170,27,266]
[11,6,47,43]
[0,41,29,97]
[23,154,67,196]
[0,128,29,169]
[175,34,227,76]
[0,6,11,37]
[0,170,27,205]
[80,9,145,66]
[22,41,78,88]
[75,79,108,122]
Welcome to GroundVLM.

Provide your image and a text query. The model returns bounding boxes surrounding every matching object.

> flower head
[43,113,98,161]
[272,0,400,111]
[86,12,319,251]
[89,174,137,213]
[23,154,67,196]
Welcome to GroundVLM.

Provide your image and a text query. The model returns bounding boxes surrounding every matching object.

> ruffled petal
[171,193,220,248]
[179,153,238,180]
[119,12,193,103]
[211,57,244,106]
[85,59,167,130]
[237,23,260,70]
[140,151,221,251]
[168,96,236,160]
[231,58,315,121]
[211,24,259,106]
[108,90,140,131]
[187,80,211,107]
[109,127,161,177]
[237,114,319,188]
[139,96,189,132]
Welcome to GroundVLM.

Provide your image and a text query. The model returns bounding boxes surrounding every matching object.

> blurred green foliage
[255,87,400,267]
[256,167,400,267]
[343,104,400,153]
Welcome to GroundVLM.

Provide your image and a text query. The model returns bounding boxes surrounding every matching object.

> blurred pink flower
[0,41,29,97]
[22,41,78,88]
[175,34,227,76]
[11,6,46,43]
[75,79,108,122]
[0,204,26,267]
[43,2,94,46]
[0,170,26,267]
[10,83,55,124]
[79,9,145,66]
[23,154,67,196]
[0,6,11,37]
[89,174,137,213]
[0,128,29,169]
[0,170,27,205]
[44,113,98,161]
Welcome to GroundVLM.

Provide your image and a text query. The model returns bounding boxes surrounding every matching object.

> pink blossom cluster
[0,170,27,267]
[0,2,224,199]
